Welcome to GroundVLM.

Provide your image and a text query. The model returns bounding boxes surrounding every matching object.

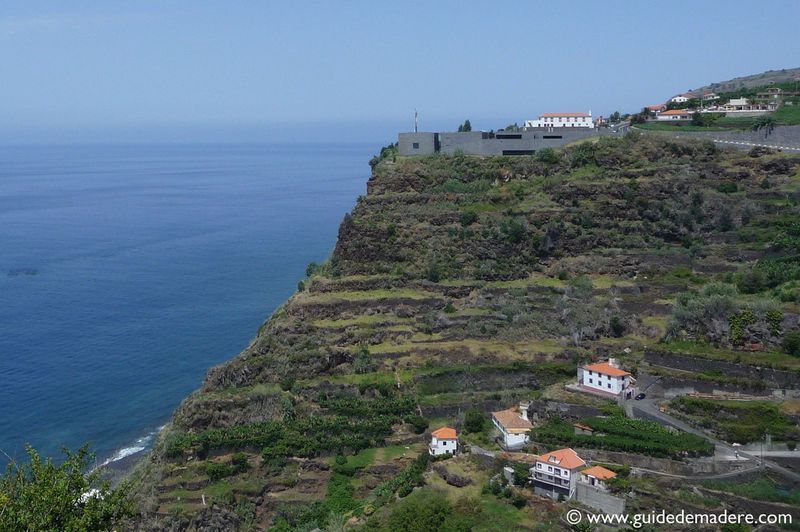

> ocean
[0,143,376,466]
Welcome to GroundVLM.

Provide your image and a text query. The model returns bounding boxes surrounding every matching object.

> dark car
[635,393,646,400]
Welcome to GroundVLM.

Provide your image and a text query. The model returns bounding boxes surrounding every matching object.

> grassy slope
[132,135,800,530]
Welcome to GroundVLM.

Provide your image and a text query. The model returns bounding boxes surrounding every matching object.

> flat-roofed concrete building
[397,127,610,157]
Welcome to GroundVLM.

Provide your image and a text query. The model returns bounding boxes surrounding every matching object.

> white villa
[670,94,692,104]
[491,403,532,450]
[577,359,635,399]
[524,112,593,128]
[429,427,458,456]
[579,465,617,492]
[530,447,586,499]
[656,109,693,121]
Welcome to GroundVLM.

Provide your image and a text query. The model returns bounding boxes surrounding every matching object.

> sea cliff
[130,134,800,530]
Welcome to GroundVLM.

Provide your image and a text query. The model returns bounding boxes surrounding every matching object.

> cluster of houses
[426,359,633,503]
[648,87,797,122]
[429,427,618,501]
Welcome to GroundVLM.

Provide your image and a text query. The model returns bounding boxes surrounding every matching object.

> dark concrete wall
[398,129,617,156]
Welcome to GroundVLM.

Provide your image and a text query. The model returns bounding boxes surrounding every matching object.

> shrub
[408,415,430,434]
[463,408,486,433]
[609,315,625,337]
[460,211,478,226]
[536,148,559,164]
[783,330,800,356]
[717,182,738,194]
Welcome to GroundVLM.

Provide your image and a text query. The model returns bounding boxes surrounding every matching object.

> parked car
[635,393,646,400]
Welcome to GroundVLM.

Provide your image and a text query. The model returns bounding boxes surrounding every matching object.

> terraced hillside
[131,135,800,530]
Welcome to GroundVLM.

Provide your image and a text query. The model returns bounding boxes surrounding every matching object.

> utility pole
[414,109,418,133]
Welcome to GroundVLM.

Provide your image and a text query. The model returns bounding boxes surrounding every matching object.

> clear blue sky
[2,0,798,143]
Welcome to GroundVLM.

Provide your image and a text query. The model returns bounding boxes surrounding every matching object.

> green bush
[717,182,738,194]
[783,330,800,356]
[536,148,559,164]
[0,445,134,531]
[463,408,486,433]
[460,211,478,226]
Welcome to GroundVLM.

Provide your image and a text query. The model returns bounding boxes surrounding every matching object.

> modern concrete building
[524,112,593,128]
[397,128,604,157]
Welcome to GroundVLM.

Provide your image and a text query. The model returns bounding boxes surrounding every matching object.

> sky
[1,0,799,143]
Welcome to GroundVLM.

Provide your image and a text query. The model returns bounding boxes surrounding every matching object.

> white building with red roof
[524,112,593,129]
[670,93,692,104]
[429,427,458,456]
[577,358,635,399]
[656,109,693,121]
[580,465,617,491]
[491,403,532,450]
[530,447,586,499]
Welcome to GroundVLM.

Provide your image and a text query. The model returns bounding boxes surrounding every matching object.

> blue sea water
[0,143,376,465]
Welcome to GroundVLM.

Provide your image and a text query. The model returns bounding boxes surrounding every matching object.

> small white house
[531,448,586,500]
[577,358,635,399]
[670,94,692,104]
[491,403,532,450]
[656,109,693,121]
[524,112,593,129]
[579,465,617,492]
[429,427,458,456]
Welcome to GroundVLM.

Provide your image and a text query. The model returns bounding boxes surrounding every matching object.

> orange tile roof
[431,427,457,440]
[541,112,590,117]
[647,104,666,110]
[581,465,617,480]
[537,448,586,470]
[583,361,631,377]
[491,408,532,433]
[659,109,692,116]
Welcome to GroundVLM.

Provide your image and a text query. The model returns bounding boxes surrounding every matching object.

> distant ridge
[686,67,800,96]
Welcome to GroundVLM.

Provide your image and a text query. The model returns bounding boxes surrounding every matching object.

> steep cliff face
[133,135,800,530]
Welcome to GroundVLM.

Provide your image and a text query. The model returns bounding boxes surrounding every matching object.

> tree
[457,119,472,132]
[609,111,621,124]
[0,445,134,531]
[463,408,486,433]
[752,115,777,137]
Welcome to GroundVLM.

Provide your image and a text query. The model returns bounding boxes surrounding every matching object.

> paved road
[632,398,800,483]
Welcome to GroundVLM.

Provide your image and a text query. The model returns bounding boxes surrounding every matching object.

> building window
[412,142,419,149]
[607,383,611,389]
[588,379,593,384]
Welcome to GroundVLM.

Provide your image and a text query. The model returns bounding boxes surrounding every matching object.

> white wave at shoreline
[99,424,166,468]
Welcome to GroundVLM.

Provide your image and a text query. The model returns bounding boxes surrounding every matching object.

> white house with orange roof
[577,358,635,399]
[580,465,617,491]
[530,448,586,499]
[524,112,593,128]
[670,93,692,104]
[429,427,458,456]
[656,109,693,121]
[491,403,532,450]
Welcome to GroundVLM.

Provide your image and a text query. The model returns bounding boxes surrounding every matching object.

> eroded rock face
[433,463,472,487]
